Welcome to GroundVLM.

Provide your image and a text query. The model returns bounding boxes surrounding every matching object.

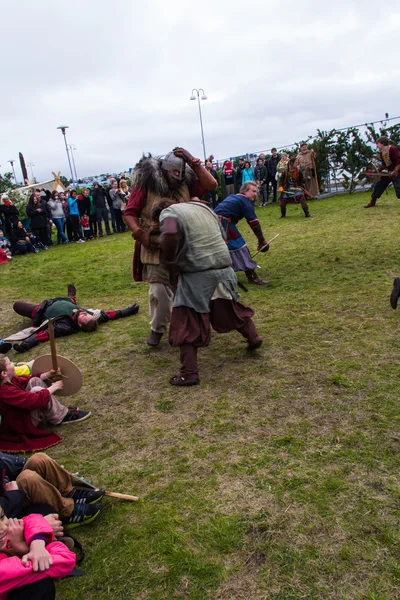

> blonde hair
[240,181,258,194]
[1,194,10,204]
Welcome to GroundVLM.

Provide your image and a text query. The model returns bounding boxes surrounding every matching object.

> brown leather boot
[245,270,268,285]
[146,330,163,346]
[364,197,377,208]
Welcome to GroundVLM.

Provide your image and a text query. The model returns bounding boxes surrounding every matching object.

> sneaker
[68,488,106,504]
[43,245,49,250]
[60,409,91,425]
[63,501,102,529]
[0,342,12,354]
[76,239,85,244]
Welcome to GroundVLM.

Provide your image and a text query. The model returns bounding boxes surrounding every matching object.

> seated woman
[0,509,75,600]
[10,221,38,255]
[0,356,91,454]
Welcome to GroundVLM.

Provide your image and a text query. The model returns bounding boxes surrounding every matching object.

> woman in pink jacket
[0,509,75,599]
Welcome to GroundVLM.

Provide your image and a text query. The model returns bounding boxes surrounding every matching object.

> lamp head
[190,95,196,101]
[201,94,207,100]
[57,125,69,134]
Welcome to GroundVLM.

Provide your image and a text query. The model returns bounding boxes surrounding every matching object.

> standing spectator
[109,181,124,233]
[235,158,245,193]
[0,195,19,239]
[41,190,54,245]
[48,191,68,245]
[242,161,254,184]
[26,190,51,249]
[105,178,117,233]
[60,191,72,241]
[117,179,128,232]
[88,190,98,238]
[77,188,91,218]
[222,160,235,199]
[91,182,112,236]
[254,158,268,206]
[204,160,219,208]
[68,190,85,243]
[265,148,281,203]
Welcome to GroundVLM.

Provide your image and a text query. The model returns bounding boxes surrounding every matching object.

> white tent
[18,171,66,194]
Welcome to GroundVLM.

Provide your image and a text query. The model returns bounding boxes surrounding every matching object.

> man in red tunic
[124,148,217,347]
[364,136,400,208]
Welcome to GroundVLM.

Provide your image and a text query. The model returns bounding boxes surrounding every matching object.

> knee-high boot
[237,319,263,350]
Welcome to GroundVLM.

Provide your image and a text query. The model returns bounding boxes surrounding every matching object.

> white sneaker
[77,239,85,243]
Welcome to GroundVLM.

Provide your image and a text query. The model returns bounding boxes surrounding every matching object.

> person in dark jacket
[7,284,140,353]
[10,221,38,254]
[76,188,91,218]
[254,158,268,206]
[0,195,19,239]
[26,190,51,249]
[265,148,281,203]
[234,158,245,193]
[91,182,112,236]
[204,160,219,208]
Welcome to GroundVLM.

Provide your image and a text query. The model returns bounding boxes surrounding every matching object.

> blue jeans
[53,218,68,244]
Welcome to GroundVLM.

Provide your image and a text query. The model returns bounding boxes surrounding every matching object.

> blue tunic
[214,194,258,250]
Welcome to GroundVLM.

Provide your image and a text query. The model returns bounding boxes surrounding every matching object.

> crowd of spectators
[0,149,294,264]
[0,177,129,263]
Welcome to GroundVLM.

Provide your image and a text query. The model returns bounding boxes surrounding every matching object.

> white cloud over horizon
[2,0,399,182]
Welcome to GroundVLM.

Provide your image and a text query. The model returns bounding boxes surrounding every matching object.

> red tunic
[0,376,62,453]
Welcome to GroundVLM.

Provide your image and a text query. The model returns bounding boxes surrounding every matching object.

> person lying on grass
[0,283,139,355]
[0,356,91,454]
[0,452,104,529]
[0,508,75,600]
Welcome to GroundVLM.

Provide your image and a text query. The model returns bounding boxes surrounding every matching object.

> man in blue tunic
[214,181,269,285]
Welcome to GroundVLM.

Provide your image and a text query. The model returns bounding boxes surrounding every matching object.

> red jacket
[0,514,75,599]
[0,376,62,453]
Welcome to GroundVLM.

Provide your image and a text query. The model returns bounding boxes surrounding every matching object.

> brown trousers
[16,453,74,517]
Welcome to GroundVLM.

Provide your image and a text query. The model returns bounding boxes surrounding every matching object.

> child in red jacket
[0,357,91,453]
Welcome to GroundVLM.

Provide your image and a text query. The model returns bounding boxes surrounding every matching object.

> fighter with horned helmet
[123,148,218,346]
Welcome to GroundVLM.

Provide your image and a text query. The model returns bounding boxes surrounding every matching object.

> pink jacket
[0,514,75,599]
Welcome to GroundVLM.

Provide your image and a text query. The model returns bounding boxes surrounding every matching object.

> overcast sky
[2,0,399,182]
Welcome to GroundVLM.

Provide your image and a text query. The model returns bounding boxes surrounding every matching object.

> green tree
[330,128,373,194]
[60,175,71,188]
[0,172,16,195]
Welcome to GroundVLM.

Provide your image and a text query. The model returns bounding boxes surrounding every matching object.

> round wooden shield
[32,355,83,397]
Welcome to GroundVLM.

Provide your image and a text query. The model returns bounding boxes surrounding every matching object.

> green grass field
[1,190,399,600]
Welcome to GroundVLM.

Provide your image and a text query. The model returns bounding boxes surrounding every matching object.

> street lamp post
[27,162,35,182]
[190,88,208,163]
[57,125,75,184]
[67,144,78,182]
[7,160,18,185]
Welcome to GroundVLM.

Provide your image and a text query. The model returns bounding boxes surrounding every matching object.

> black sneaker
[63,502,102,529]
[0,342,12,354]
[61,409,91,425]
[68,488,106,504]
